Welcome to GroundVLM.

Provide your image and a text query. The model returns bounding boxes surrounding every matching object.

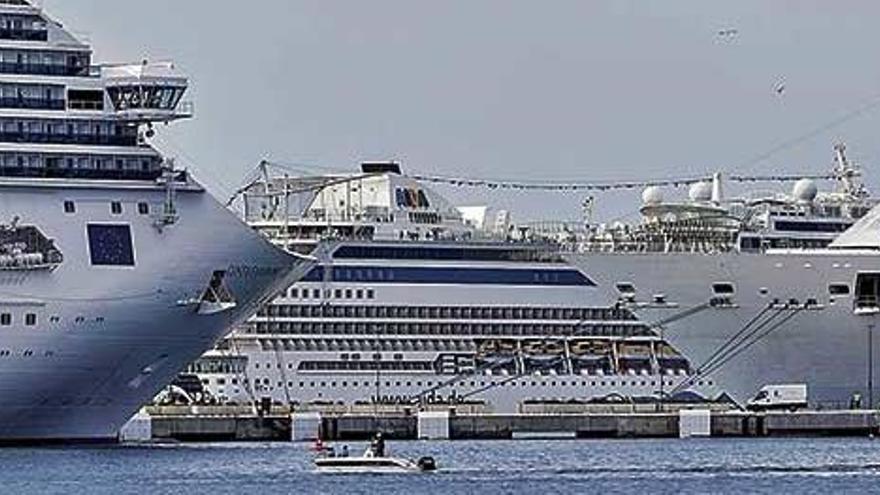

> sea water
[2,438,880,494]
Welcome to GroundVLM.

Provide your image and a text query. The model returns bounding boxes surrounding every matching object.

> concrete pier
[150,415,291,442]
[139,406,880,443]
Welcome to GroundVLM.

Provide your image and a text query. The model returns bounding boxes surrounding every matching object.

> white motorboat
[314,447,437,474]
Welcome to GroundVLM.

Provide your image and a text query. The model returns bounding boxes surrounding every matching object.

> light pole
[870,323,875,410]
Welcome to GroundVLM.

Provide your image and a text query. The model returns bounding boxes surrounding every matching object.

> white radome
[792,179,818,203]
[642,186,664,205]
[688,182,712,202]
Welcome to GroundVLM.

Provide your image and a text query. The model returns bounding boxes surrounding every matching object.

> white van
[746,384,808,411]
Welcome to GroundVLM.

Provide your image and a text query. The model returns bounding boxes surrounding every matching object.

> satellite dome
[688,182,712,202]
[792,178,818,203]
[641,186,664,205]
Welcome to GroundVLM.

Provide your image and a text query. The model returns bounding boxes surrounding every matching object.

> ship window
[24,313,35,326]
[63,200,75,214]
[855,273,880,311]
[615,283,635,294]
[137,202,149,215]
[68,89,104,111]
[87,224,135,266]
[712,283,735,295]
[829,284,850,296]
[110,202,122,215]
[0,313,10,325]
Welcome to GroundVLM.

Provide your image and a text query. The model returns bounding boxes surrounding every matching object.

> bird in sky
[774,81,786,96]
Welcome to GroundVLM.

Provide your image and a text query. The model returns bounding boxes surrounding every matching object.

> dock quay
[128,405,880,442]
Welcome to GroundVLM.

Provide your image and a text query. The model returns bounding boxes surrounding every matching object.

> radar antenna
[833,143,868,199]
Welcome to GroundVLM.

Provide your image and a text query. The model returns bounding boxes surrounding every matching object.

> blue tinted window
[774,221,851,233]
[332,244,564,263]
[87,224,135,266]
[303,265,593,286]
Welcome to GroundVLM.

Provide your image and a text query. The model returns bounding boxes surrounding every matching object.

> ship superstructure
[0,2,308,441]
[580,144,873,255]
[566,144,880,407]
[184,164,715,413]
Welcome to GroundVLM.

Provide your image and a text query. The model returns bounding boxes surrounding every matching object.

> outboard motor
[417,456,437,471]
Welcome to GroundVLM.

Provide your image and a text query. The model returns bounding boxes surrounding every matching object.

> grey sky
[45,0,880,221]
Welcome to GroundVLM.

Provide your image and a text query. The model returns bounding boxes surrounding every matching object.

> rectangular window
[87,224,135,266]
[137,202,149,215]
[0,313,10,325]
[63,200,75,214]
[110,201,122,215]
[615,282,636,294]
[67,89,104,111]
[24,313,35,326]
[829,284,850,296]
[713,282,735,295]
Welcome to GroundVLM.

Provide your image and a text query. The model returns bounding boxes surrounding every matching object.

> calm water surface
[2,438,880,494]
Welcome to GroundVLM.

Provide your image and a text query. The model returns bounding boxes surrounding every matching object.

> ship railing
[111,101,194,122]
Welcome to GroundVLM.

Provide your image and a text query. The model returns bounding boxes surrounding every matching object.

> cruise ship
[184,162,719,413]
[566,144,880,407]
[0,2,308,442]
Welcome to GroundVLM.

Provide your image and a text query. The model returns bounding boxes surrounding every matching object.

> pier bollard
[291,412,322,442]
[679,409,711,438]
[417,410,450,440]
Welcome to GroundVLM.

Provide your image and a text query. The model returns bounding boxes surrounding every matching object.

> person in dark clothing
[370,432,386,457]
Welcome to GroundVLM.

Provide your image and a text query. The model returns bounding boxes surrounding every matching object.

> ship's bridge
[0,1,47,42]
[102,61,192,123]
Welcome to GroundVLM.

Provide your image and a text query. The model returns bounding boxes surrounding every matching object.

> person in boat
[341,445,349,458]
[370,432,386,457]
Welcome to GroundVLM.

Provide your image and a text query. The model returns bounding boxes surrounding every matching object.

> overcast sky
[43,0,880,221]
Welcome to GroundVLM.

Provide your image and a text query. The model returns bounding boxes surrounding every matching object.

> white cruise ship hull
[0,180,306,442]
[566,250,880,407]
[194,239,717,413]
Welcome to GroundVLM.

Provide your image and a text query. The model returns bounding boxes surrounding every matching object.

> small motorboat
[314,447,437,474]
